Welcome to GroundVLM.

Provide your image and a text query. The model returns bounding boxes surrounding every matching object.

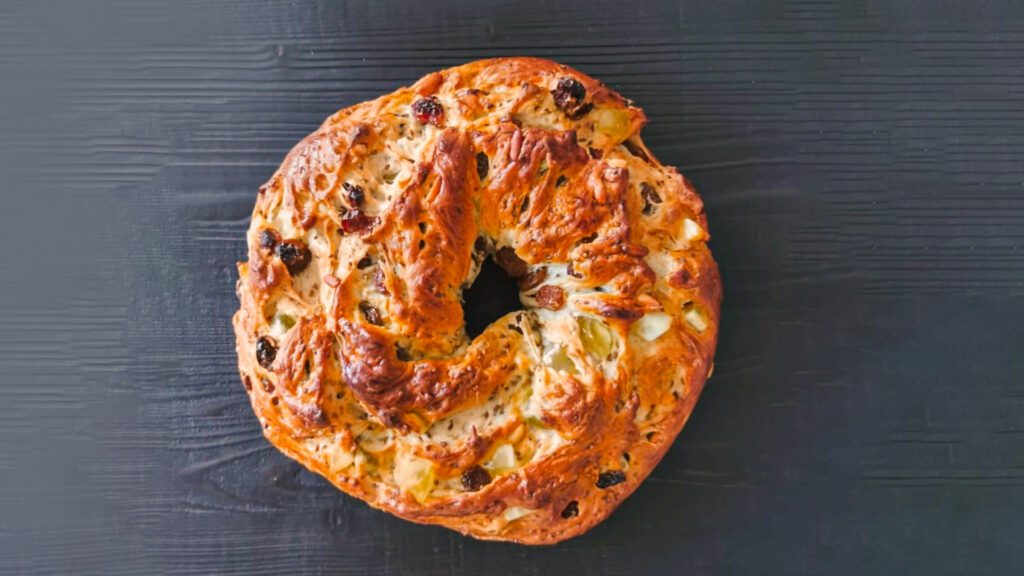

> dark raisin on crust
[595,470,626,489]
[412,96,445,126]
[566,261,583,278]
[372,267,389,294]
[256,336,278,369]
[343,182,365,206]
[518,267,547,291]
[555,175,568,187]
[357,256,373,269]
[259,228,281,250]
[640,182,662,215]
[561,500,579,519]
[395,344,412,362]
[536,285,566,311]
[461,466,492,492]
[551,77,593,119]
[360,302,383,325]
[341,210,375,234]
[476,152,489,181]
[275,239,312,275]
[494,246,529,278]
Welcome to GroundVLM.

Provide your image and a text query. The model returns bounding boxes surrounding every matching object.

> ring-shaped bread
[233,57,721,544]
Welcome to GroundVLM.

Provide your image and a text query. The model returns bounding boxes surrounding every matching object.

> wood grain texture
[1,0,1023,574]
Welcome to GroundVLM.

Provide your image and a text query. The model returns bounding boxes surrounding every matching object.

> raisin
[255,336,277,369]
[518,267,547,291]
[395,344,412,361]
[360,302,383,325]
[494,246,529,278]
[412,96,444,126]
[261,378,275,393]
[381,411,402,428]
[242,375,253,391]
[561,500,579,519]
[536,285,566,311]
[595,470,626,489]
[357,256,373,269]
[341,210,375,234]
[476,152,489,181]
[372,267,388,294]
[461,466,492,492]
[555,175,568,187]
[343,182,365,206]
[640,182,662,215]
[566,262,583,278]
[275,239,311,275]
[551,77,592,119]
[259,228,280,250]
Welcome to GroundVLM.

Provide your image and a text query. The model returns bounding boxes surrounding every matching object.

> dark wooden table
[3,1,1024,574]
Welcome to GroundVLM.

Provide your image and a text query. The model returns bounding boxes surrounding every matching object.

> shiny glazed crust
[233,57,721,544]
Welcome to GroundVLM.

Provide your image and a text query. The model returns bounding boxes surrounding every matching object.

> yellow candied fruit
[393,451,435,503]
[577,316,616,360]
[596,109,632,143]
[684,305,708,332]
[485,444,517,472]
[630,312,672,342]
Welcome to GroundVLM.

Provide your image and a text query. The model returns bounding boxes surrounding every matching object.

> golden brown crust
[233,57,721,544]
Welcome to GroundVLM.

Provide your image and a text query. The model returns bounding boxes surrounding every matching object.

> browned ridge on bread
[233,57,721,544]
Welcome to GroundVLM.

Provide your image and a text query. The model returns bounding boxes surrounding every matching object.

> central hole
[463,256,522,339]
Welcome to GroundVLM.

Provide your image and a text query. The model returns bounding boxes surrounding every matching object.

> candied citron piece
[684,305,708,332]
[504,506,533,522]
[486,444,516,472]
[265,310,297,339]
[683,218,703,242]
[577,316,616,360]
[393,451,435,503]
[631,312,672,341]
[597,109,632,142]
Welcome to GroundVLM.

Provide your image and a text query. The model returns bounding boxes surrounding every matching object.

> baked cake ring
[233,57,721,544]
